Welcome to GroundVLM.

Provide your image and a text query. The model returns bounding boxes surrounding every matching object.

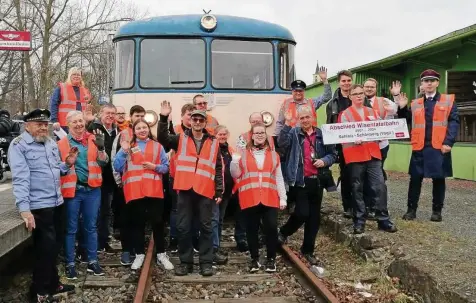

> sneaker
[131,254,145,270]
[54,283,75,295]
[302,253,321,266]
[378,220,398,233]
[199,263,213,276]
[264,258,276,273]
[168,237,178,253]
[157,252,174,270]
[87,262,105,276]
[121,252,133,266]
[213,248,228,265]
[65,265,77,280]
[175,263,193,276]
[366,210,377,221]
[97,243,115,254]
[353,224,365,234]
[75,252,88,264]
[33,294,58,303]
[249,259,261,273]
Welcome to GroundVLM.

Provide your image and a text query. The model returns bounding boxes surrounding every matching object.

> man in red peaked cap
[396,69,460,222]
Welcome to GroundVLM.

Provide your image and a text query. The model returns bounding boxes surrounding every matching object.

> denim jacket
[278,125,337,188]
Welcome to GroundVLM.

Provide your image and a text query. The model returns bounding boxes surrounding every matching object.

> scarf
[117,120,130,131]
[71,131,92,146]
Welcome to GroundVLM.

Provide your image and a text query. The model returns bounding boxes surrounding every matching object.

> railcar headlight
[144,110,158,127]
[261,111,274,127]
[201,14,217,31]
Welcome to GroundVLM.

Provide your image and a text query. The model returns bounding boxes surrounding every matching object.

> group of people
[8,65,459,303]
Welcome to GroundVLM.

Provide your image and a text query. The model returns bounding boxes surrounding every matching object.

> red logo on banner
[0,31,31,51]
[395,132,405,138]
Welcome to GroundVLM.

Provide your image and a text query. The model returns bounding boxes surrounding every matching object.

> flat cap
[190,109,207,119]
[420,69,440,81]
[291,80,306,90]
[23,108,51,122]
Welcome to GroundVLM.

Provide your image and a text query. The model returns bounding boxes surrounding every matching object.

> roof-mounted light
[201,14,217,31]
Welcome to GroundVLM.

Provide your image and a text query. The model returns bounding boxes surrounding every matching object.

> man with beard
[9,109,75,303]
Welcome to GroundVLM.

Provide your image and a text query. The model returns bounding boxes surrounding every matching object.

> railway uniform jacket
[397,92,459,178]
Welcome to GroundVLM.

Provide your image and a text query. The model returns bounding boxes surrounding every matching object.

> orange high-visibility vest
[58,135,102,198]
[173,133,219,199]
[281,97,317,127]
[206,114,219,135]
[236,149,280,210]
[169,124,188,179]
[410,94,454,151]
[239,131,276,151]
[122,140,164,203]
[371,96,387,119]
[340,106,382,164]
[58,83,91,127]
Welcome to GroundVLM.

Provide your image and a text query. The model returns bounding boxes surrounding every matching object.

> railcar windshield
[140,38,206,88]
[211,40,274,90]
[114,40,135,89]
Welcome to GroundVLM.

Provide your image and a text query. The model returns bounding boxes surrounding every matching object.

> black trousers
[30,205,63,296]
[280,178,324,254]
[98,185,113,249]
[338,149,353,211]
[243,203,278,260]
[177,189,214,265]
[122,197,165,254]
[407,176,445,211]
[364,145,389,211]
[111,184,125,230]
[349,159,389,225]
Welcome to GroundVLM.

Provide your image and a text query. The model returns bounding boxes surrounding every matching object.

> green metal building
[307,24,476,181]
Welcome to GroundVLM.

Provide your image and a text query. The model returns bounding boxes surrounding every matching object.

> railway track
[90,231,339,303]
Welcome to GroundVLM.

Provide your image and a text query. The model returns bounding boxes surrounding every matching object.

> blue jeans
[65,187,101,266]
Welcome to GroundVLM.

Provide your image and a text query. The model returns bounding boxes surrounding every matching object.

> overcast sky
[129,0,476,84]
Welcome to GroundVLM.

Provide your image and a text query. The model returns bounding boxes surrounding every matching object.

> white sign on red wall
[0,31,31,51]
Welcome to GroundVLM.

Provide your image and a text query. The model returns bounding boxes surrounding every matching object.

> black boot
[402,208,416,220]
[213,248,228,265]
[430,211,442,222]
[174,263,193,276]
[200,263,214,276]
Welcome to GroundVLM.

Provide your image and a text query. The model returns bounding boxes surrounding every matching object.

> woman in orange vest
[230,123,287,273]
[58,111,108,280]
[50,67,92,133]
[113,119,174,271]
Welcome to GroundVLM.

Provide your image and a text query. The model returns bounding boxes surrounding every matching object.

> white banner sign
[321,118,409,145]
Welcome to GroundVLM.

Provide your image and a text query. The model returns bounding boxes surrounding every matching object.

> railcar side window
[211,40,274,90]
[114,40,135,89]
[140,39,206,88]
[278,43,296,90]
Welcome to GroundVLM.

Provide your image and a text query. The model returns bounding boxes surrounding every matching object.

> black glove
[94,132,105,151]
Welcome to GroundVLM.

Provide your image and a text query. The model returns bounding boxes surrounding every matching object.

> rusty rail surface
[281,244,340,303]
[133,237,155,303]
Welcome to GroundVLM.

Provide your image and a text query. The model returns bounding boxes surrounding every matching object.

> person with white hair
[50,67,92,132]
[57,110,109,280]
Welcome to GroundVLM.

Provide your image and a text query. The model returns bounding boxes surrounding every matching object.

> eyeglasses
[192,117,205,123]
[116,113,126,116]
[196,102,208,106]
[350,92,364,97]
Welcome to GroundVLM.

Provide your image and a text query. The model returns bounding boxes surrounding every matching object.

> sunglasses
[196,102,208,106]
[192,117,205,123]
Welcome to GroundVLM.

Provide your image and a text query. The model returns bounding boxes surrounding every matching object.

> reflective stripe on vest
[341,106,382,164]
[372,97,386,119]
[173,133,218,199]
[410,94,454,151]
[122,140,164,203]
[236,149,279,210]
[58,83,90,126]
[240,131,275,151]
[282,97,318,127]
[58,135,102,198]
